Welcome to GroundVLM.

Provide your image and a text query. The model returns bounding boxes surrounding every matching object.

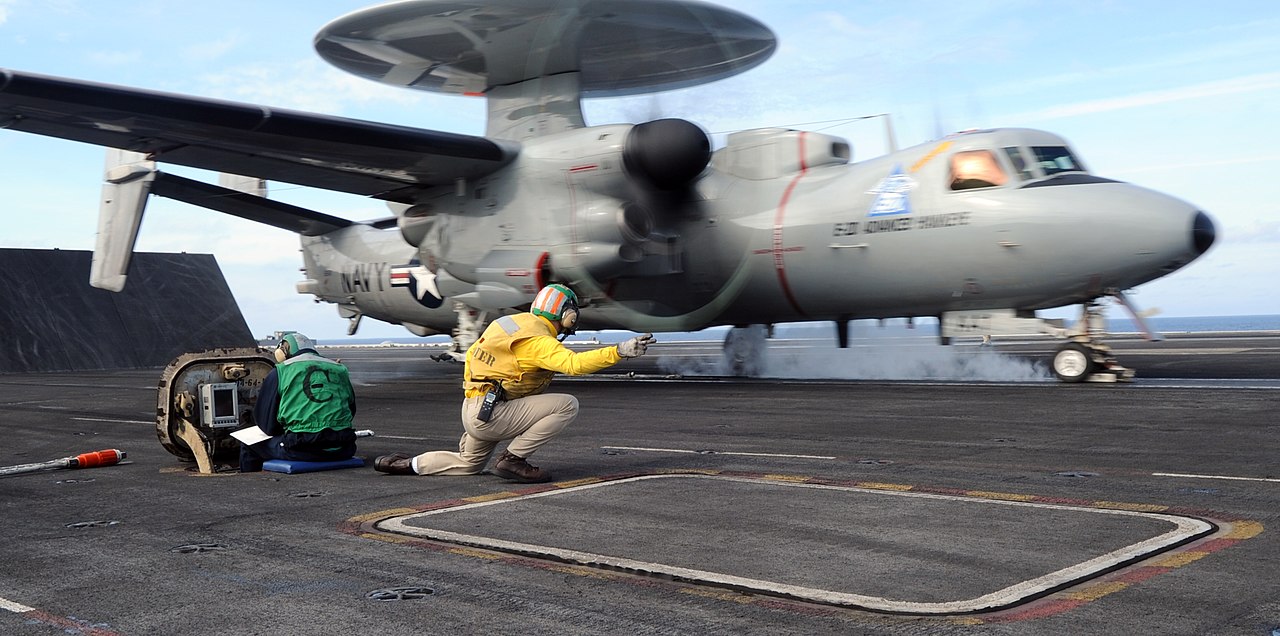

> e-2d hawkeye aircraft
[0,0,1215,382]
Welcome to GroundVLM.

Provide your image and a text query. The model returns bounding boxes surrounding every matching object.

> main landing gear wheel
[1052,343,1095,383]
[722,325,769,376]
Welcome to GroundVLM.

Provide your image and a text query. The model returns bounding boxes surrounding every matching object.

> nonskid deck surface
[0,334,1276,635]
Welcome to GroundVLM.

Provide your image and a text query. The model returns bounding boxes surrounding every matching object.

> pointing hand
[617,333,657,358]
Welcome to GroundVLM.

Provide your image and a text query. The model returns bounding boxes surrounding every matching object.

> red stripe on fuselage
[772,132,809,318]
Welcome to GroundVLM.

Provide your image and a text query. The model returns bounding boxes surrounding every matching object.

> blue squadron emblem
[866,164,916,217]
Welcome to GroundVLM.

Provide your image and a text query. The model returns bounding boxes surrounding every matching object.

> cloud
[88,49,143,66]
[1012,72,1280,122]
[183,31,244,62]
[1226,220,1280,244]
[984,30,1280,100]
[197,59,437,115]
[1110,155,1280,176]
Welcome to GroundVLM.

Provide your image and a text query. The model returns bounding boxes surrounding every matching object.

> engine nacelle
[397,203,436,247]
[712,128,851,181]
[623,118,711,190]
[578,199,653,249]
[523,120,711,199]
[548,241,645,286]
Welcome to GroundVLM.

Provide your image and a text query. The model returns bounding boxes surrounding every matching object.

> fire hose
[0,449,127,477]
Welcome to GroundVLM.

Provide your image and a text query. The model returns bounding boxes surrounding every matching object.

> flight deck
[1,333,1277,635]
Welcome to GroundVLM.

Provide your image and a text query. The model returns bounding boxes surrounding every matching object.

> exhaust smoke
[657,326,1051,382]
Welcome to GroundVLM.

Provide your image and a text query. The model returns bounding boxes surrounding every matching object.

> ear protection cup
[274,341,289,363]
[560,307,579,331]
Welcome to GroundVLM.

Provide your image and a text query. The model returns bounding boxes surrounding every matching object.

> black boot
[492,450,551,483]
[373,453,415,475]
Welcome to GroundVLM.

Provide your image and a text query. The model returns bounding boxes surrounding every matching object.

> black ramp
[0,248,254,372]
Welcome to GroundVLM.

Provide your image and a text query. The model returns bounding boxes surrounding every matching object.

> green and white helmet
[530,284,578,321]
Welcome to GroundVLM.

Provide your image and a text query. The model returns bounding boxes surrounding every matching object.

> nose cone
[1192,210,1216,255]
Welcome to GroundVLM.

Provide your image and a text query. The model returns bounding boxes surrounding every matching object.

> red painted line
[1191,537,1240,553]
[569,164,598,173]
[991,598,1087,622]
[772,132,810,318]
[16,609,124,636]
[1111,566,1172,585]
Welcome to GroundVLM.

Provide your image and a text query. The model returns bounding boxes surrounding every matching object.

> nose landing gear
[1052,298,1136,383]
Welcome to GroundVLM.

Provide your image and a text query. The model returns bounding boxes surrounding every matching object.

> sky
[1,0,1278,341]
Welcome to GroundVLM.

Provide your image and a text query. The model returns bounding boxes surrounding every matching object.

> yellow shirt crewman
[374,284,655,483]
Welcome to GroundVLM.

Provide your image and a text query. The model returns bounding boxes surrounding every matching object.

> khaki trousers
[411,393,579,475]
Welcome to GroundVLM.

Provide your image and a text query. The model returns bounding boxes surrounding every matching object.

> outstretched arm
[516,336,622,376]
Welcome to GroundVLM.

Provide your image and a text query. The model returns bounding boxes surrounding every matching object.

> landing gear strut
[722,324,770,376]
[1052,299,1135,383]
[432,302,490,363]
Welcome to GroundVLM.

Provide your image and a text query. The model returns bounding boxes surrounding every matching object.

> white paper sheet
[230,426,271,445]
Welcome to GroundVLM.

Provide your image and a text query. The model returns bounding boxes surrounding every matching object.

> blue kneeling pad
[262,457,365,474]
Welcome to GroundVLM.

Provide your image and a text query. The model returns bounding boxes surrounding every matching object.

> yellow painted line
[679,587,754,604]
[1150,551,1209,568]
[554,477,604,488]
[359,532,411,544]
[547,564,617,580]
[762,474,811,483]
[1225,521,1264,540]
[1094,501,1168,513]
[449,547,503,560]
[1065,581,1129,602]
[856,482,913,491]
[464,491,520,503]
[910,141,952,172]
[966,491,1037,502]
[348,508,419,523]
[657,467,718,475]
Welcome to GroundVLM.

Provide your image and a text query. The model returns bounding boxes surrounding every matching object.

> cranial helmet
[274,332,317,363]
[530,284,579,324]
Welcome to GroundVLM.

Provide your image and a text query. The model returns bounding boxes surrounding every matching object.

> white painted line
[71,417,150,425]
[1153,472,1280,483]
[0,596,35,613]
[378,474,1212,614]
[602,446,836,460]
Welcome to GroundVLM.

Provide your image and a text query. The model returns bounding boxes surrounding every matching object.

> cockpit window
[1031,146,1086,175]
[949,150,1008,190]
[1003,147,1035,181]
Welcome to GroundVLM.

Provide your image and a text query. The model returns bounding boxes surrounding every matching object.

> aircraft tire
[1052,343,1095,383]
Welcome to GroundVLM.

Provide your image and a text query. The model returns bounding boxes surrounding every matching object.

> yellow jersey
[462,313,622,399]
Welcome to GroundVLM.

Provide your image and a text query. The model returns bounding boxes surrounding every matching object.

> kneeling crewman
[239,333,357,472]
[374,284,654,483]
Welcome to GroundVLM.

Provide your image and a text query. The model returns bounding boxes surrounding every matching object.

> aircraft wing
[0,69,518,203]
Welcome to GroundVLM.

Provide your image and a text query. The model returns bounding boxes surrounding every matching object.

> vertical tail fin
[90,149,155,291]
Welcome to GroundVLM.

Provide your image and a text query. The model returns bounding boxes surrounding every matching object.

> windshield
[1031,146,1086,176]
[949,150,1008,190]
[1003,147,1035,181]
